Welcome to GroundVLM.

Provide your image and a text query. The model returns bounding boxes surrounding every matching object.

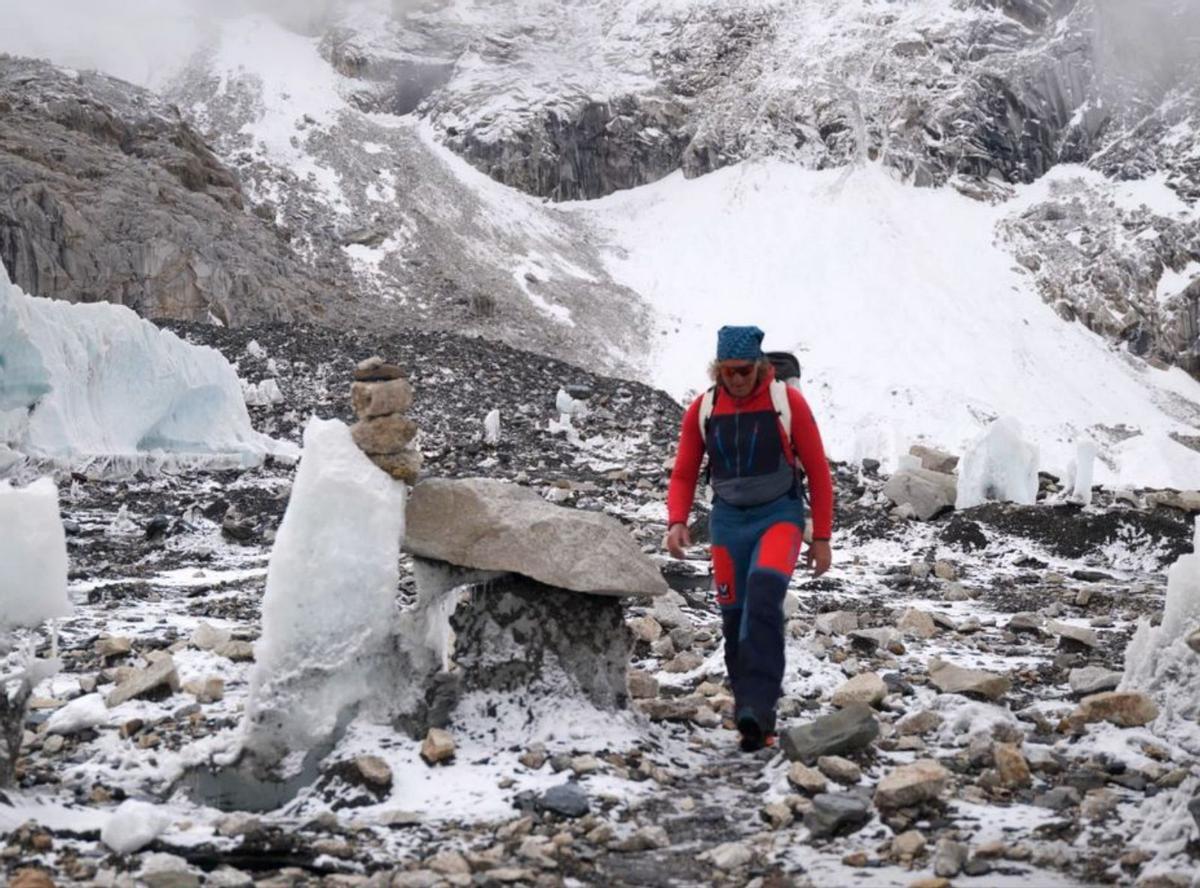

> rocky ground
[3,323,1200,888]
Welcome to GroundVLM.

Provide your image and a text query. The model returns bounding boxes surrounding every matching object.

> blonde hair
[707,357,771,385]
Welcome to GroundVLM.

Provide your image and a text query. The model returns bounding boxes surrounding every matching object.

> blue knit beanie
[716,325,765,362]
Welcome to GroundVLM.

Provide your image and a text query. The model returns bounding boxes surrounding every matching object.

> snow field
[577,160,1200,489]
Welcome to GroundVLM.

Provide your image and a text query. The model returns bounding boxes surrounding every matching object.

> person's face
[719,360,758,398]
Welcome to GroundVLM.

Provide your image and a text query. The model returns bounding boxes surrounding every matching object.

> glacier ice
[0,477,71,631]
[1124,518,1200,693]
[1065,439,1097,506]
[0,262,294,470]
[955,417,1039,510]
[483,408,501,445]
[243,418,409,765]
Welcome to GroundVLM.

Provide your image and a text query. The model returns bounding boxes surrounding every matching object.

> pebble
[787,762,828,795]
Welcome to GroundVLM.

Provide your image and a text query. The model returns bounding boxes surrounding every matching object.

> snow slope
[575,160,1200,487]
[0,263,293,469]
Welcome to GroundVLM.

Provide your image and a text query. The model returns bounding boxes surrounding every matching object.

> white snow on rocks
[0,263,294,471]
[0,477,71,630]
[45,692,108,735]
[244,418,408,763]
[954,418,1040,510]
[100,799,172,855]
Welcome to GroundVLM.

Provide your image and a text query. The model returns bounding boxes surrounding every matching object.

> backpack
[698,351,809,503]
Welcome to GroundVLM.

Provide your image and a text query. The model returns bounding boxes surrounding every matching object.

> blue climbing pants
[710,493,806,732]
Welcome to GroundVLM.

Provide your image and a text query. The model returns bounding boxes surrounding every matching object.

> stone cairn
[350,356,422,483]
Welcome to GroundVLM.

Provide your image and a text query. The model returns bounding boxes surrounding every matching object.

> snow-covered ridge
[0,264,295,472]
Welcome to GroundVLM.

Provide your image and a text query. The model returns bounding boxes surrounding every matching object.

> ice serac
[404,477,668,597]
[956,418,1040,510]
[244,418,408,765]
[0,477,71,630]
[0,262,294,470]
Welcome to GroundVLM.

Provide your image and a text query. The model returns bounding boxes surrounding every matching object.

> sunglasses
[719,363,757,379]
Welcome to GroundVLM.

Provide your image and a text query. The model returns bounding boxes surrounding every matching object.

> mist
[0,0,410,90]
[1093,0,1200,99]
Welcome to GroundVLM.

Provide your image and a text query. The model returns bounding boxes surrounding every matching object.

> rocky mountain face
[0,56,345,326]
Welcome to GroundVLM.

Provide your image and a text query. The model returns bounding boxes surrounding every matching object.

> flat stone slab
[928,658,1011,701]
[780,704,880,764]
[404,477,668,597]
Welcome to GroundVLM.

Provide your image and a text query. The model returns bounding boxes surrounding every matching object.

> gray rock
[849,627,901,651]
[928,658,1011,700]
[106,655,180,707]
[898,608,937,639]
[815,611,858,635]
[537,782,590,818]
[404,478,668,597]
[831,672,887,708]
[883,468,956,520]
[803,793,872,838]
[933,838,969,878]
[1007,612,1044,634]
[1036,786,1082,810]
[874,759,951,809]
[447,574,635,713]
[909,444,959,474]
[1067,666,1122,696]
[780,704,880,764]
[1047,619,1100,649]
[1189,795,1200,832]
[1188,629,1200,654]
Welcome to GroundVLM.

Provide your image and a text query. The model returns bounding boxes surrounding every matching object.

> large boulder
[780,704,880,764]
[404,478,668,597]
[883,468,957,520]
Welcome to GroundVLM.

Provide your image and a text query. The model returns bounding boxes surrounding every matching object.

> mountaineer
[665,325,834,751]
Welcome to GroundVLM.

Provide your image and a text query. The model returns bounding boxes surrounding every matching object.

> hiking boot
[736,708,765,752]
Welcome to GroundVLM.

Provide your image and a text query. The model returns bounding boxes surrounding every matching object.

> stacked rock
[350,356,422,483]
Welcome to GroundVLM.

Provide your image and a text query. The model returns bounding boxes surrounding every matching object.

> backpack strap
[698,385,718,444]
[769,380,792,449]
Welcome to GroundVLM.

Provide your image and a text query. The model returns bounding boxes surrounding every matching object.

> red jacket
[667,369,834,540]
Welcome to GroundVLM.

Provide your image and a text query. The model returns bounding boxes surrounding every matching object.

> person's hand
[665,523,691,559]
[805,539,832,577]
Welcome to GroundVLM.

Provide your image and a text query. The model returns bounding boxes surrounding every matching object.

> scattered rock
[933,560,957,581]
[537,783,589,818]
[896,710,943,736]
[780,704,880,764]
[106,655,180,708]
[1068,666,1122,696]
[874,759,951,809]
[892,829,927,859]
[191,622,232,651]
[627,670,658,699]
[804,793,872,838]
[1047,619,1100,649]
[1071,691,1159,728]
[213,640,255,662]
[850,627,901,651]
[927,658,1011,700]
[815,611,859,635]
[883,468,956,520]
[1036,786,1081,810]
[420,728,456,765]
[346,755,393,790]
[993,742,1033,788]
[1187,628,1200,654]
[95,636,132,659]
[898,608,937,639]
[933,838,969,877]
[9,869,55,888]
[703,841,754,870]
[616,825,670,851]
[787,762,828,795]
[627,615,662,643]
[817,755,862,784]
[831,672,887,708]
[910,445,959,474]
[182,677,225,704]
[663,651,704,673]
